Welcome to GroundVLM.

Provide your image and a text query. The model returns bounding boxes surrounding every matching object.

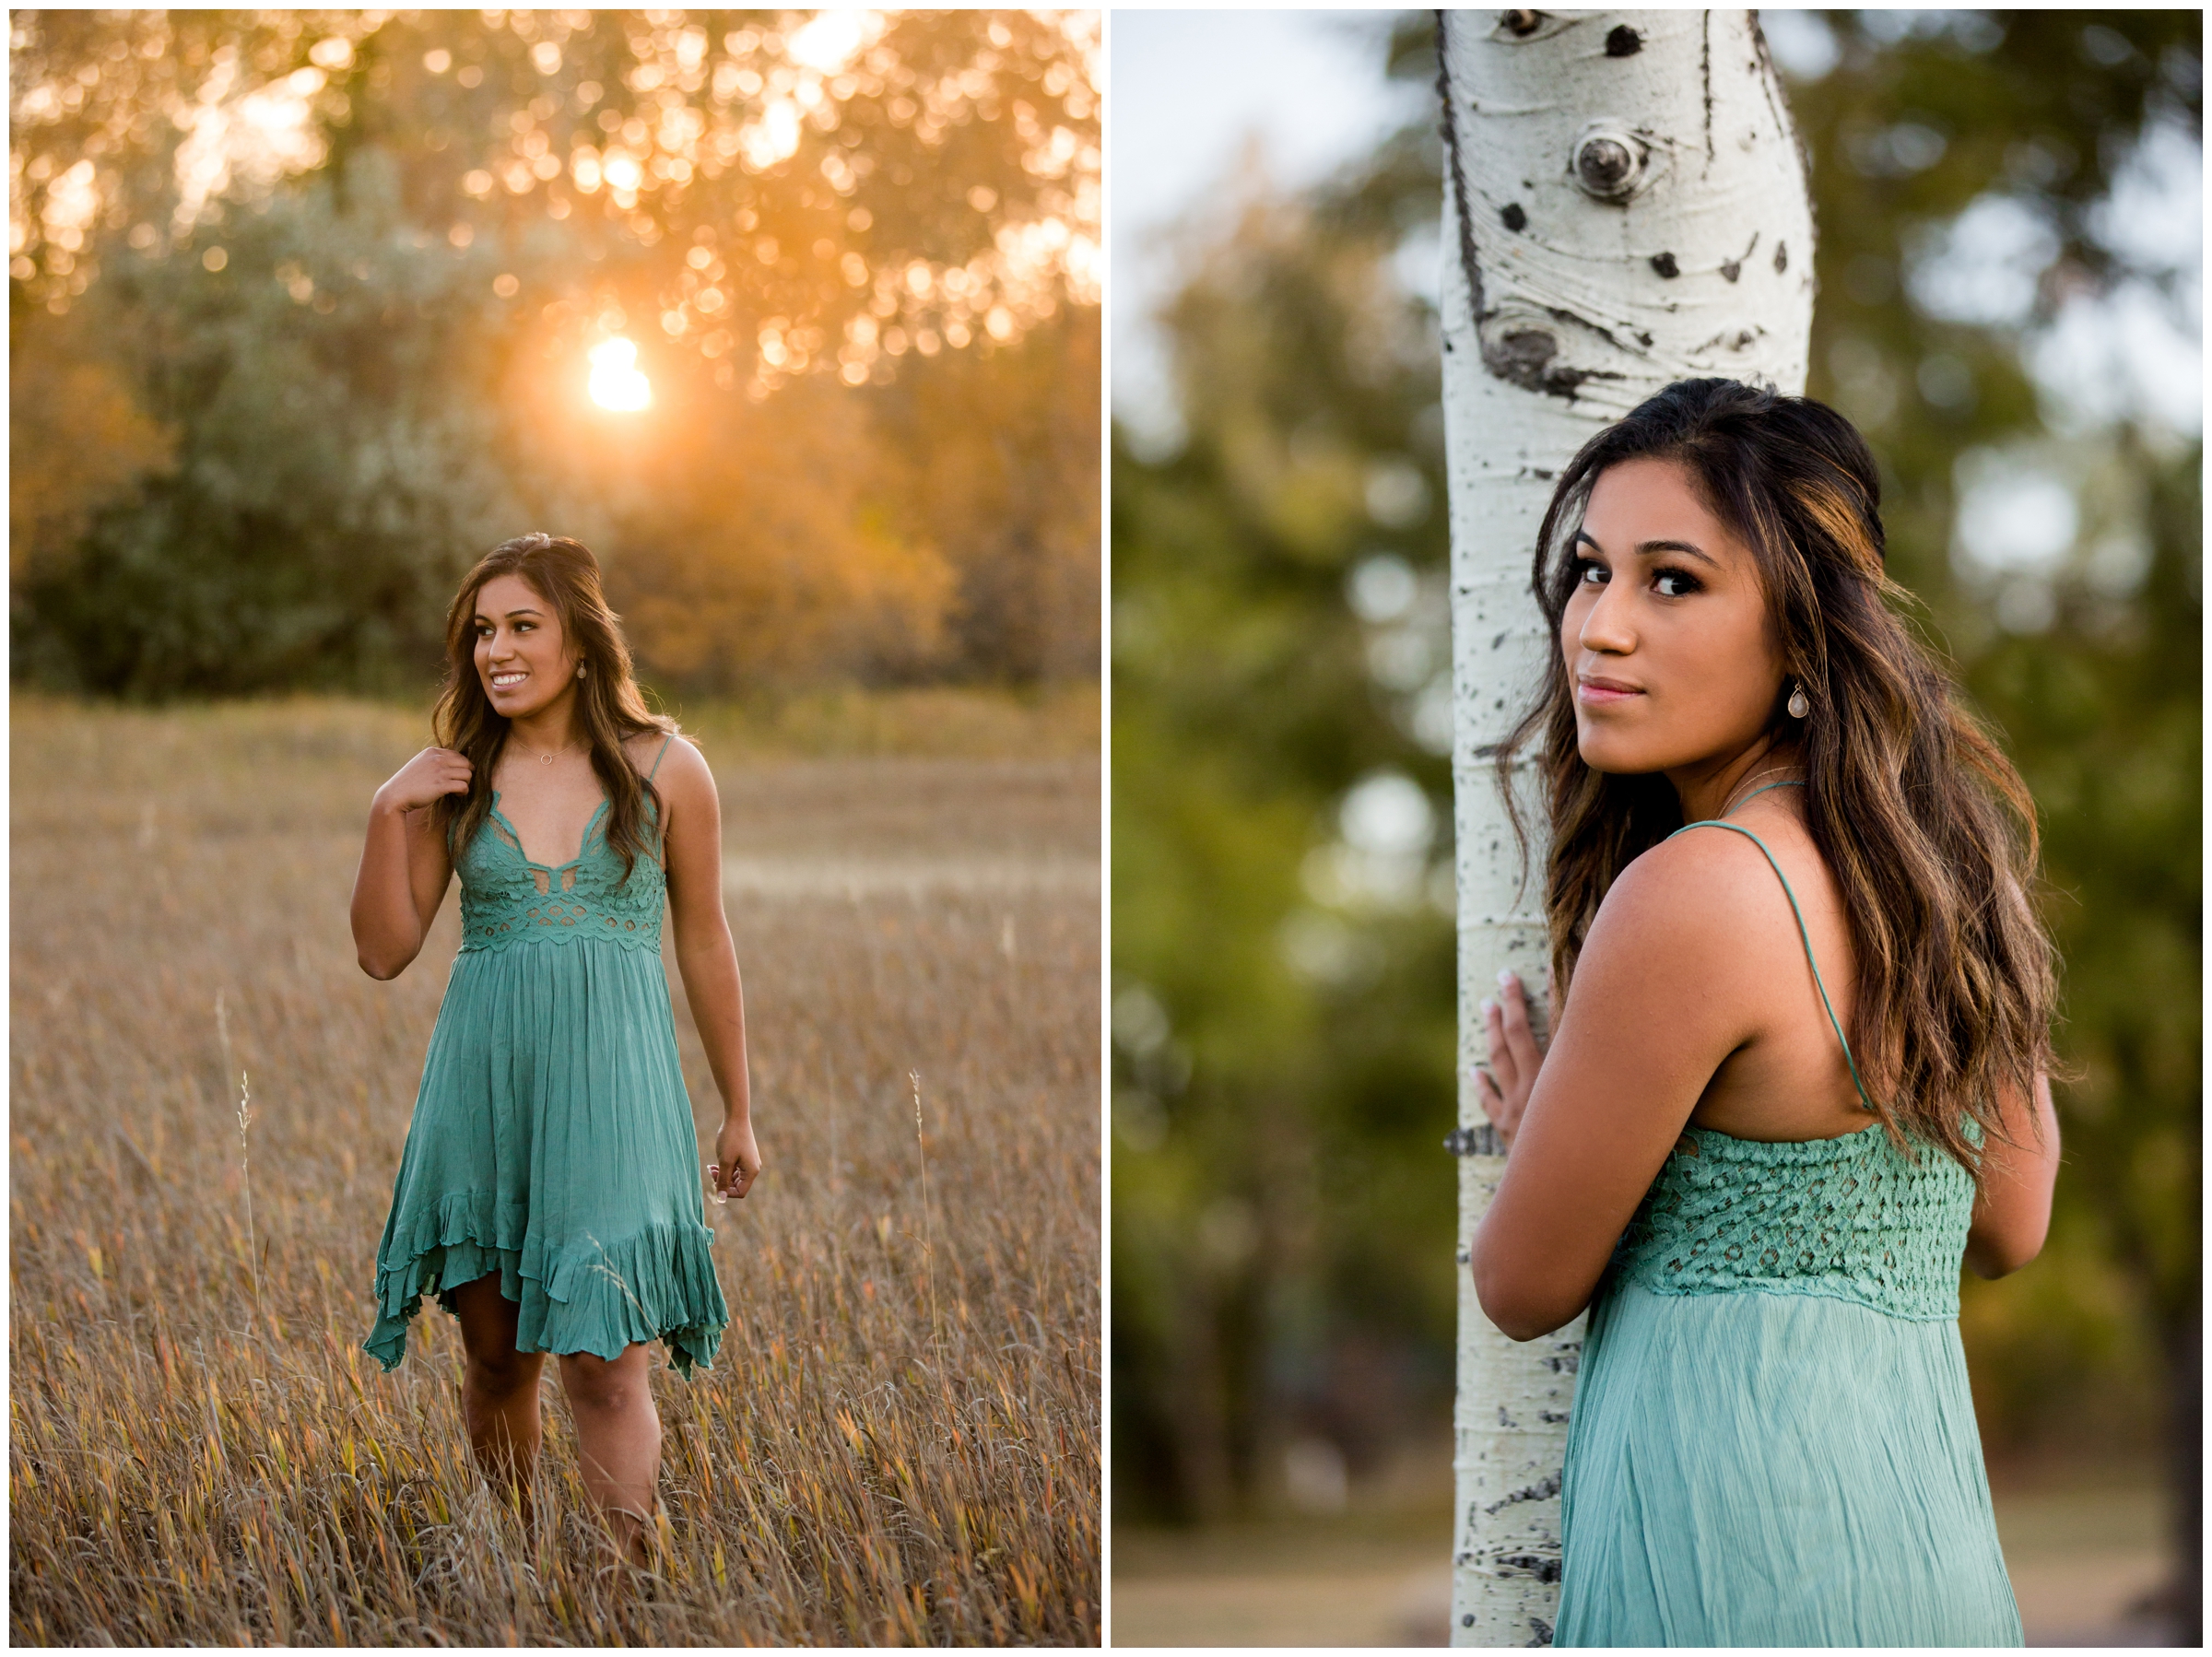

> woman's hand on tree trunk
[1475,970,1546,1151]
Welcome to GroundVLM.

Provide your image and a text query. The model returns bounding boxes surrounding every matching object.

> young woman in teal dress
[350,532,760,1564]
[1468,379,2062,1646]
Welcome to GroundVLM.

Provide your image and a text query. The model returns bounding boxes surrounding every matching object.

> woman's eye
[1574,558,1607,586]
[1654,569,1701,598]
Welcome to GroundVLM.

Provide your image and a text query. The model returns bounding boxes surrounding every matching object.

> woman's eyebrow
[1572,526,1719,568]
[474,607,546,621]
[1645,539,1718,568]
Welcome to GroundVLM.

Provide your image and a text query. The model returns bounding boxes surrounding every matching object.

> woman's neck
[1668,736,1804,823]
[506,688,583,757]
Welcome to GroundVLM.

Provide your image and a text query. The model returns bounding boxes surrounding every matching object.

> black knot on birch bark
[1774,240,1789,274]
[1650,251,1680,278]
[1500,202,1527,231]
[1500,10,1544,38]
[1604,24,1642,56]
[1481,327,1589,400]
[1572,129,1643,200]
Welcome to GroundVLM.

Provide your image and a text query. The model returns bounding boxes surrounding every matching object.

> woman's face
[1561,456,1788,777]
[473,572,582,720]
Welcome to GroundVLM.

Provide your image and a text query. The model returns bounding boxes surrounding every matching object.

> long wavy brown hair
[431,534,675,885]
[1498,377,2059,1185]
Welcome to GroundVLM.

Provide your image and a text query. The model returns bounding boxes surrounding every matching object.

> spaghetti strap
[646,731,676,781]
[1666,782,1877,1117]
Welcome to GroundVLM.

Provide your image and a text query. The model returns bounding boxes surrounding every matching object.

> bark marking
[1496,1553,1564,1583]
[1439,40,1617,404]
[1436,26,1488,328]
[1501,202,1527,231]
[1540,302,1634,353]
[1749,11,1802,190]
[1700,12,1714,171]
[1490,329,1606,400]
[1720,229,1760,283]
[1574,130,1641,199]
[1484,1471,1564,1516]
[1604,24,1641,57]
[1650,252,1679,278]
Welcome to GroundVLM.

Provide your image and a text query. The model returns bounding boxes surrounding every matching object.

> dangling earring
[577,664,587,681]
[1787,680,1810,720]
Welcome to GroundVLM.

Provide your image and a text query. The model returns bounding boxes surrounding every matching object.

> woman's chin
[485,686,546,718]
[1576,735,1656,776]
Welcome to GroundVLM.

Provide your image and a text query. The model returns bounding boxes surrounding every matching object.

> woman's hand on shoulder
[354,748,462,979]
[374,746,472,817]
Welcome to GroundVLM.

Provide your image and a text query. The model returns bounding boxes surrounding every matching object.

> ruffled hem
[362,1190,726,1377]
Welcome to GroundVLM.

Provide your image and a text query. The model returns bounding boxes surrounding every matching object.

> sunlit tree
[10,10,1099,396]
[9,10,1100,695]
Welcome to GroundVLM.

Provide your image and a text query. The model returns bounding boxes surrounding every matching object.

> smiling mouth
[489,671,527,688]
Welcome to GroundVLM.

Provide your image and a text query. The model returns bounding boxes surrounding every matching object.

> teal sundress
[1555,783,2023,1646]
[363,733,728,1376]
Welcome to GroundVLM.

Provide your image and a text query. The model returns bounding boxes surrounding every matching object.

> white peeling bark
[1438,11,1815,1646]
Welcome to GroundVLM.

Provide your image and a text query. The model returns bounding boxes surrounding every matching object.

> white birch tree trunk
[1438,11,1816,1645]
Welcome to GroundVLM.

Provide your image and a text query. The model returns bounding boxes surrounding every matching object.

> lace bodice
[1606,1122,1974,1321]
[453,793,667,954]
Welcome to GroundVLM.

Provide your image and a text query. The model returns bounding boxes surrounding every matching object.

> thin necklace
[1716,762,1799,818]
[512,734,583,767]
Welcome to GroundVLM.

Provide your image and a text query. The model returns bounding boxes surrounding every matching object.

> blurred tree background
[10,8,1100,696]
[1111,7,2199,1631]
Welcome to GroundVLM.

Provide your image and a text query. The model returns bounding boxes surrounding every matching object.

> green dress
[1555,790,2023,1646]
[363,734,728,1376]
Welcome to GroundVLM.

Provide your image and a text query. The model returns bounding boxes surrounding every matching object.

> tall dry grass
[10,695,1100,1644]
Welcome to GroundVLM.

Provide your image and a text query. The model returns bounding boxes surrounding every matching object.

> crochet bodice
[453,792,667,954]
[1606,1122,1974,1321]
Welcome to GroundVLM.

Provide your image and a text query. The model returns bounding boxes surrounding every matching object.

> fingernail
[1497,969,1516,987]
[1480,997,1495,1017]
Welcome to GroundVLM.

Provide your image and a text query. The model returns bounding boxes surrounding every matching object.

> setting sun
[587,337,651,411]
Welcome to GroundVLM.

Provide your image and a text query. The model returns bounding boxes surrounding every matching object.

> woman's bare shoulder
[1587,821,1812,974]
[624,725,712,795]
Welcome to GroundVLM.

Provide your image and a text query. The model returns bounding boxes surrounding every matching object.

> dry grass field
[9,693,1100,1645]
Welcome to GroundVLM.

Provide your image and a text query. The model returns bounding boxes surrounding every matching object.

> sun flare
[587,337,652,411]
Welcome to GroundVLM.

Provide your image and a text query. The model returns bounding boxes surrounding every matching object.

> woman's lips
[489,671,526,689]
[1577,677,1642,705]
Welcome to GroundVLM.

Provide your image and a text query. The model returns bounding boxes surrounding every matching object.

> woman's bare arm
[1470,832,1765,1340]
[653,734,759,1198]
[1963,1071,2059,1279]
[351,747,469,980]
